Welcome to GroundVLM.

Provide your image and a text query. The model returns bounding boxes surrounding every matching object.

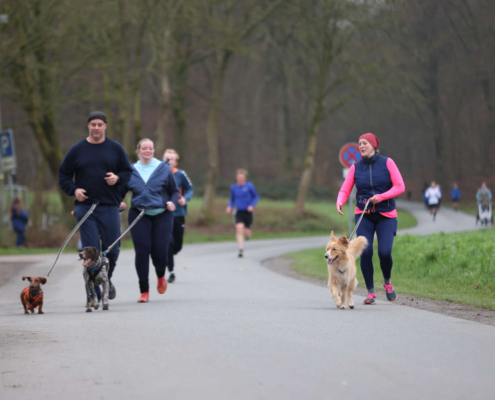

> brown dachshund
[20,276,47,314]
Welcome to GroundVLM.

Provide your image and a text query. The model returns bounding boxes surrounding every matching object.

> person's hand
[178,197,186,206]
[119,202,126,210]
[369,195,380,204]
[75,188,88,202]
[336,203,344,216]
[247,205,254,212]
[226,207,232,214]
[166,202,176,212]
[104,172,119,186]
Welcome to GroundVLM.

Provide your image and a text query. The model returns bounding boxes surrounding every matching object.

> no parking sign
[339,143,361,168]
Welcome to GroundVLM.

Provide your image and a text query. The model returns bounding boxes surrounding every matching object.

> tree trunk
[295,115,320,213]
[155,72,171,158]
[172,67,187,162]
[198,50,232,225]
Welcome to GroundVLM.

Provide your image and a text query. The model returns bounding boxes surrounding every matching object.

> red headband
[359,133,380,149]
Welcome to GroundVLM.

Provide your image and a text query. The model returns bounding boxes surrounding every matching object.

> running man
[59,111,133,300]
[163,149,194,283]
[226,169,259,258]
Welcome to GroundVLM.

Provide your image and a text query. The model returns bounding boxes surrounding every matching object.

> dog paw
[349,305,355,309]
[86,309,92,313]
[39,311,44,314]
[103,305,109,311]
[336,303,342,308]
[93,304,99,310]
[339,305,346,309]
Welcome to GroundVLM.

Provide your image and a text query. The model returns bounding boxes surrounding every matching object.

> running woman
[336,133,405,305]
[226,169,259,258]
[163,149,194,283]
[425,181,442,221]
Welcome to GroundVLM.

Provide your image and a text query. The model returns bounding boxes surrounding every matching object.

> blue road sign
[0,130,17,172]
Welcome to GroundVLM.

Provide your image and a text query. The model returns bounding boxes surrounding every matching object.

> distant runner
[226,169,259,258]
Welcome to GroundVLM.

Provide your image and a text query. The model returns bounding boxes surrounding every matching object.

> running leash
[47,203,99,277]
[102,208,146,256]
[348,200,370,241]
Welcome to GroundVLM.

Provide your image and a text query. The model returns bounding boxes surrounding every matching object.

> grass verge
[285,229,495,310]
[0,198,416,254]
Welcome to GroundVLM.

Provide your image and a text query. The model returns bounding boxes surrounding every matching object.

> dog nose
[324,254,328,259]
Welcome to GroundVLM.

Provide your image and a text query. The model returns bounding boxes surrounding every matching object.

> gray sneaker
[109,281,116,300]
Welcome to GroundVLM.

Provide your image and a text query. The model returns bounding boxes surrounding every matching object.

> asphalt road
[1,201,493,399]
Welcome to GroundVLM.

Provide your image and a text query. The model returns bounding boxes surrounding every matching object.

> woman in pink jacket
[336,133,405,305]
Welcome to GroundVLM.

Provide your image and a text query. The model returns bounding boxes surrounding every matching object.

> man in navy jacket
[163,149,194,283]
[59,111,133,300]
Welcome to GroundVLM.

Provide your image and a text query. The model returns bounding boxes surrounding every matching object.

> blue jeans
[74,203,121,279]
[355,212,398,290]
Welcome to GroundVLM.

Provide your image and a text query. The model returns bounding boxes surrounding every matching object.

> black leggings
[129,208,173,293]
[167,216,185,272]
[355,212,398,290]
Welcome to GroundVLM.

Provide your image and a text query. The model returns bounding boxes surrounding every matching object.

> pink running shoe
[383,282,397,301]
[363,293,377,305]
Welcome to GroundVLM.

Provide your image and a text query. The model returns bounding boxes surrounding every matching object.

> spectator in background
[450,183,461,212]
[226,169,259,258]
[476,182,492,205]
[425,181,442,222]
[11,197,29,248]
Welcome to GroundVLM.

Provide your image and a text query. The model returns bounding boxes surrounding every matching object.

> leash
[103,208,146,256]
[47,203,99,277]
[348,200,370,241]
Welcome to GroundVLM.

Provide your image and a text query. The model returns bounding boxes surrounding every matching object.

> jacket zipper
[370,164,375,195]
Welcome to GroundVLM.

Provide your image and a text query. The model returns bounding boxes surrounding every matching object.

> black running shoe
[109,281,116,300]
[167,273,175,283]
[238,250,243,258]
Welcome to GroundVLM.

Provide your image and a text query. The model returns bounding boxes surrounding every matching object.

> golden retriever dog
[324,232,368,309]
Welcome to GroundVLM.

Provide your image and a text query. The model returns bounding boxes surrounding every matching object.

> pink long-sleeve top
[336,158,405,218]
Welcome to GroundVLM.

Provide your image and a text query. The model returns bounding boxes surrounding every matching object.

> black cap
[87,111,107,124]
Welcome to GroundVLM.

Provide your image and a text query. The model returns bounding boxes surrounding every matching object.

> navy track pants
[74,203,121,279]
[355,212,398,290]
[129,208,173,293]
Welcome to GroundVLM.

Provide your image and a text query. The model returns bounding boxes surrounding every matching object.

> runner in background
[163,149,194,283]
[450,183,461,212]
[226,169,259,258]
[425,181,442,222]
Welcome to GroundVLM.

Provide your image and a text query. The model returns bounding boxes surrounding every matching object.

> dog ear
[22,276,31,281]
[40,277,47,285]
[330,231,336,242]
[338,236,349,248]
[91,247,100,258]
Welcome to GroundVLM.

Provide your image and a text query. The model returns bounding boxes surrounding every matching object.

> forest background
[0,0,493,241]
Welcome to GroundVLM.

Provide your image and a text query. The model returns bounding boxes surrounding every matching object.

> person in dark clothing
[450,183,461,211]
[163,149,194,283]
[59,111,133,301]
[337,133,405,305]
[122,139,179,303]
[11,197,29,248]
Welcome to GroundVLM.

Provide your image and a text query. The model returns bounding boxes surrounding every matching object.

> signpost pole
[339,143,361,237]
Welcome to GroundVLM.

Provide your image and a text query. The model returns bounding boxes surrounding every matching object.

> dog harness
[22,287,42,304]
[87,256,108,282]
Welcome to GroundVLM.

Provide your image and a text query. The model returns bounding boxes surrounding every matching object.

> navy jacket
[127,161,180,210]
[171,168,194,217]
[11,207,29,232]
[354,153,396,213]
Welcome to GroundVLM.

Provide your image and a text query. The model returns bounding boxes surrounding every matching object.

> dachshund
[20,276,47,314]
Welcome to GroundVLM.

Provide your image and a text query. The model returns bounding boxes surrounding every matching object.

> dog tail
[348,236,368,258]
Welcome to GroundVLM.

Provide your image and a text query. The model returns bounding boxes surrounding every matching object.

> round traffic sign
[339,143,361,168]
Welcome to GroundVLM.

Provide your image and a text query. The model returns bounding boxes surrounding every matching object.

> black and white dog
[78,247,110,312]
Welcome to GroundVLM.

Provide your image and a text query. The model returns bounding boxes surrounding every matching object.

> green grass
[458,204,479,216]
[1,197,416,253]
[285,229,495,310]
